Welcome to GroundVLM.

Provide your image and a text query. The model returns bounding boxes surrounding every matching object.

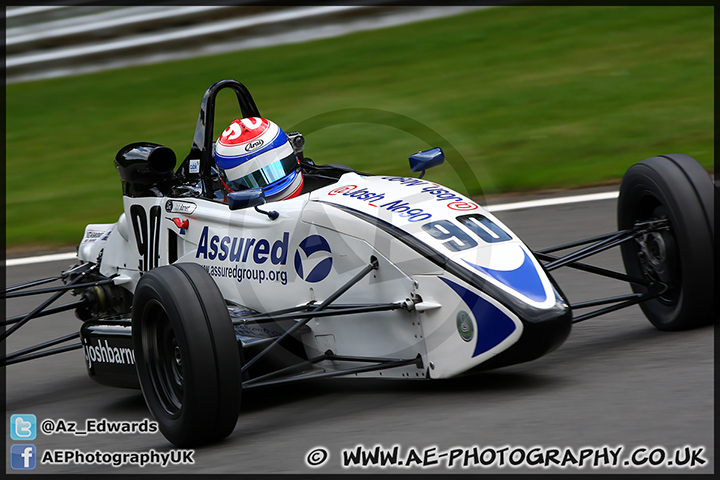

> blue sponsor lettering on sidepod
[440,278,517,358]
[196,226,289,264]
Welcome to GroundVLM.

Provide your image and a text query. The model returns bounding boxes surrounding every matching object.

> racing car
[3,79,715,447]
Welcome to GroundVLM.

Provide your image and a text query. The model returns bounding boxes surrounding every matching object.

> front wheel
[617,153,714,331]
[132,263,242,447]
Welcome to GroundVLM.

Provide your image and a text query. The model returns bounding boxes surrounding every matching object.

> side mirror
[228,189,266,211]
[409,147,444,178]
[227,189,279,219]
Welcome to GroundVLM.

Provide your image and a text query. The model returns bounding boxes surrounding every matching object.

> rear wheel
[132,263,242,446]
[617,154,714,330]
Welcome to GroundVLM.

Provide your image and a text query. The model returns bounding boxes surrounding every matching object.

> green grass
[6,6,713,248]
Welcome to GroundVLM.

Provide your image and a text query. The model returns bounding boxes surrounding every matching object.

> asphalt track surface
[4,189,714,474]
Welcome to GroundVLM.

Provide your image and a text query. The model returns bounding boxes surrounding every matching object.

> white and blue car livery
[305,173,571,378]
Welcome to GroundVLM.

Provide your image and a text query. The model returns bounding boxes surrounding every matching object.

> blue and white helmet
[215,117,303,201]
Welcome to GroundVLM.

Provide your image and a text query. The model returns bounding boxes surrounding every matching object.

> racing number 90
[422,220,477,252]
[457,214,512,243]
[421,214,511,252]
[130,205,162,271]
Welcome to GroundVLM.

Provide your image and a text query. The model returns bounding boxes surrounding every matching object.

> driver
[214,117,304,202]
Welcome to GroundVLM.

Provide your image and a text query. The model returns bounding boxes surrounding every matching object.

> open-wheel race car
[3,79,715,447]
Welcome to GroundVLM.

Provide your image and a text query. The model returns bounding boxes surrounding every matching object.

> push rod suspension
[544,229,640,272]
[571,292,658,323]
[2,278,115,299]
[540,218,669,272]
[3,276,64,295]
[243,352,417,387]
[240,257,379,374]
[243,356,421,390]
[3,300,86,326]
[570,293,646,310]
[1,342,83,366]
[536,230,630,255]
[233,302,402,325]
[1,273,86,342]
[1,332,81,365]
[534,252,649,286]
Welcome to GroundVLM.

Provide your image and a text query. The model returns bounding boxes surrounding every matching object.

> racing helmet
[215,117,303,202]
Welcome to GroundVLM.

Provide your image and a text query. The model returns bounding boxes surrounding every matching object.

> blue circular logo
[294,235,333,283]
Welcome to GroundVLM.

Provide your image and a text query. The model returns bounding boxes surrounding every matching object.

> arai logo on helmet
[294,235,333,283]
[245,139,264,151]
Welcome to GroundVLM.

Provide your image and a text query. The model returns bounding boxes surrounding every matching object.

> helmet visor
[226,153,299,191]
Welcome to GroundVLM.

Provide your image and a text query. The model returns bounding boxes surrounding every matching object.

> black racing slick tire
[617,154,714,331]
[131,263,242,447]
